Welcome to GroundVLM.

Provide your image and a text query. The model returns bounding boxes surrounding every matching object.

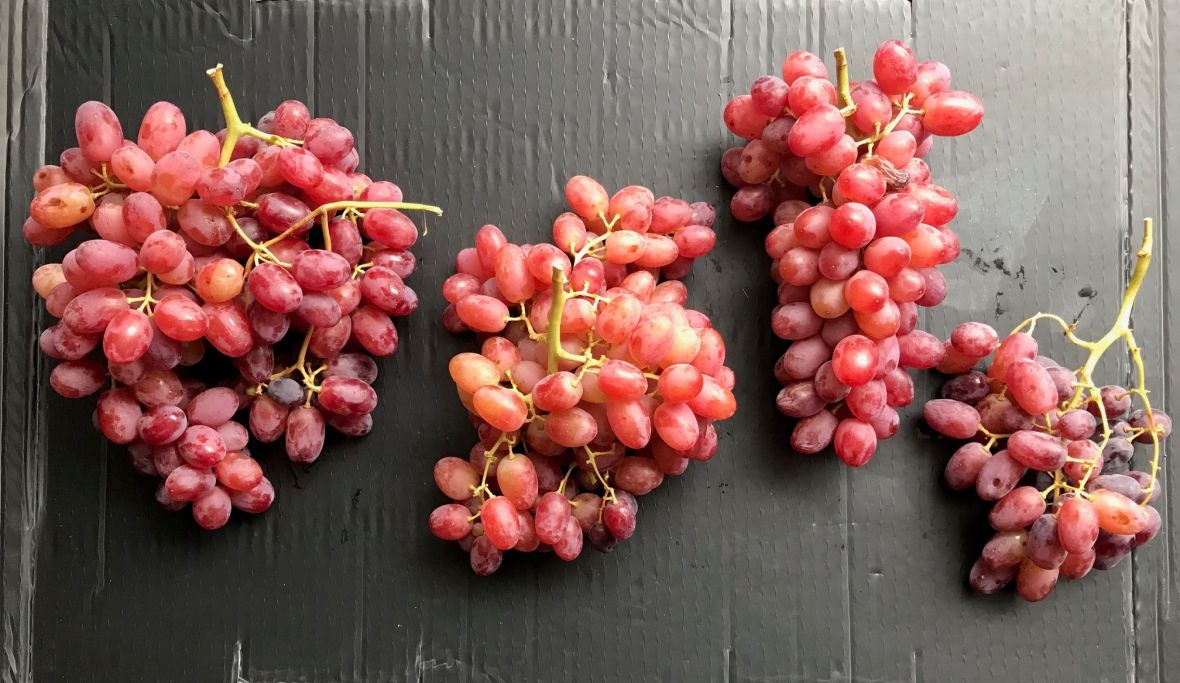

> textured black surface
[2,0,1178,681]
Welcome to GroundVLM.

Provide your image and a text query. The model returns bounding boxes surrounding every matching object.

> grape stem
[226,212,291,268]
[264,326,327,404]
[833,48,857,116]
[546,268,574,374]
[582,446,617,504]
[856,92,918,148]
[206,64,303,167]
[471,431,515,500]
[124,272,160,313]
[545,268,605,374]
[259,200,444,249]
[557,465,576,495]
[1012,218,1160,504]
[89,163,128,199]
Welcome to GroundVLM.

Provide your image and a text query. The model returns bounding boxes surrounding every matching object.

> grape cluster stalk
[925,220,1168,601]
[27,65,441,529]
[721,40,984,466]
[430,176,735,574]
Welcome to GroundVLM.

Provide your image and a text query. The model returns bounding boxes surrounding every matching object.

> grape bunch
[27,65,441,529]
[924,221,1167,601]
[430,176,735,575]
[721,41,983,466]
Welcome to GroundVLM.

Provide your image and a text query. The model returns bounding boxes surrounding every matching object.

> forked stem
[206,64,303,167]
[1010,219,1160,504]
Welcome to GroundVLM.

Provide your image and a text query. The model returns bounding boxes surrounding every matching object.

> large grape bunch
[429,176,735,575]
[924,221,1167,601]
[721,41,983,466]
[27,65,442,529]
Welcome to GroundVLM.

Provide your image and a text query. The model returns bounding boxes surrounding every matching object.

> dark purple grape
[1026,514,1067,570]
[266,377,306,407]
[939,370,989,404]
[1092,529,1134,570]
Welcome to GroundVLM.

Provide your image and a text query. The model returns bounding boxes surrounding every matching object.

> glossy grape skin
[988,486,1046,531]
[248,263,304,313]
[922,91,985,136]
[908,60,952,107]
[875,131,916,168]
[787,104,844,156]
[1090,489,1148,535]
[203,301,253,357]
[871,40,918,94]
[1006,359,1058,416]
[1055,496,1100,554]
[102,309,154,364]
[153,295,208,342]
[833,418,876,467]
[165,464,216,503]
[844,271,889,313]
[835,164,886,206]
[472,386,528,432]
[863,237,911,277]
[318,376,378,417]
[831,335,878,387]
[481,497,522,551]
[194,258,245,304]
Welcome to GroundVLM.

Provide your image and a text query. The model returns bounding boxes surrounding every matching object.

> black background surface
[2,0,1178,681]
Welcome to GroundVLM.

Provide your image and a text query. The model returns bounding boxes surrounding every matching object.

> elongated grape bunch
[28,65,442,529]
[721,41,982,466]
[430,176,734,574]
[924,220,1166,601]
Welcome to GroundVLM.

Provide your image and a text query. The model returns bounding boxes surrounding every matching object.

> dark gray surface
[1,0,1177,681]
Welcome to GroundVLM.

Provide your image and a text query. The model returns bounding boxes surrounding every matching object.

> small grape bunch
[721,41,982,466]
[923,220,1166,601]
[430,176,734,575]
[28,65,442,529]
